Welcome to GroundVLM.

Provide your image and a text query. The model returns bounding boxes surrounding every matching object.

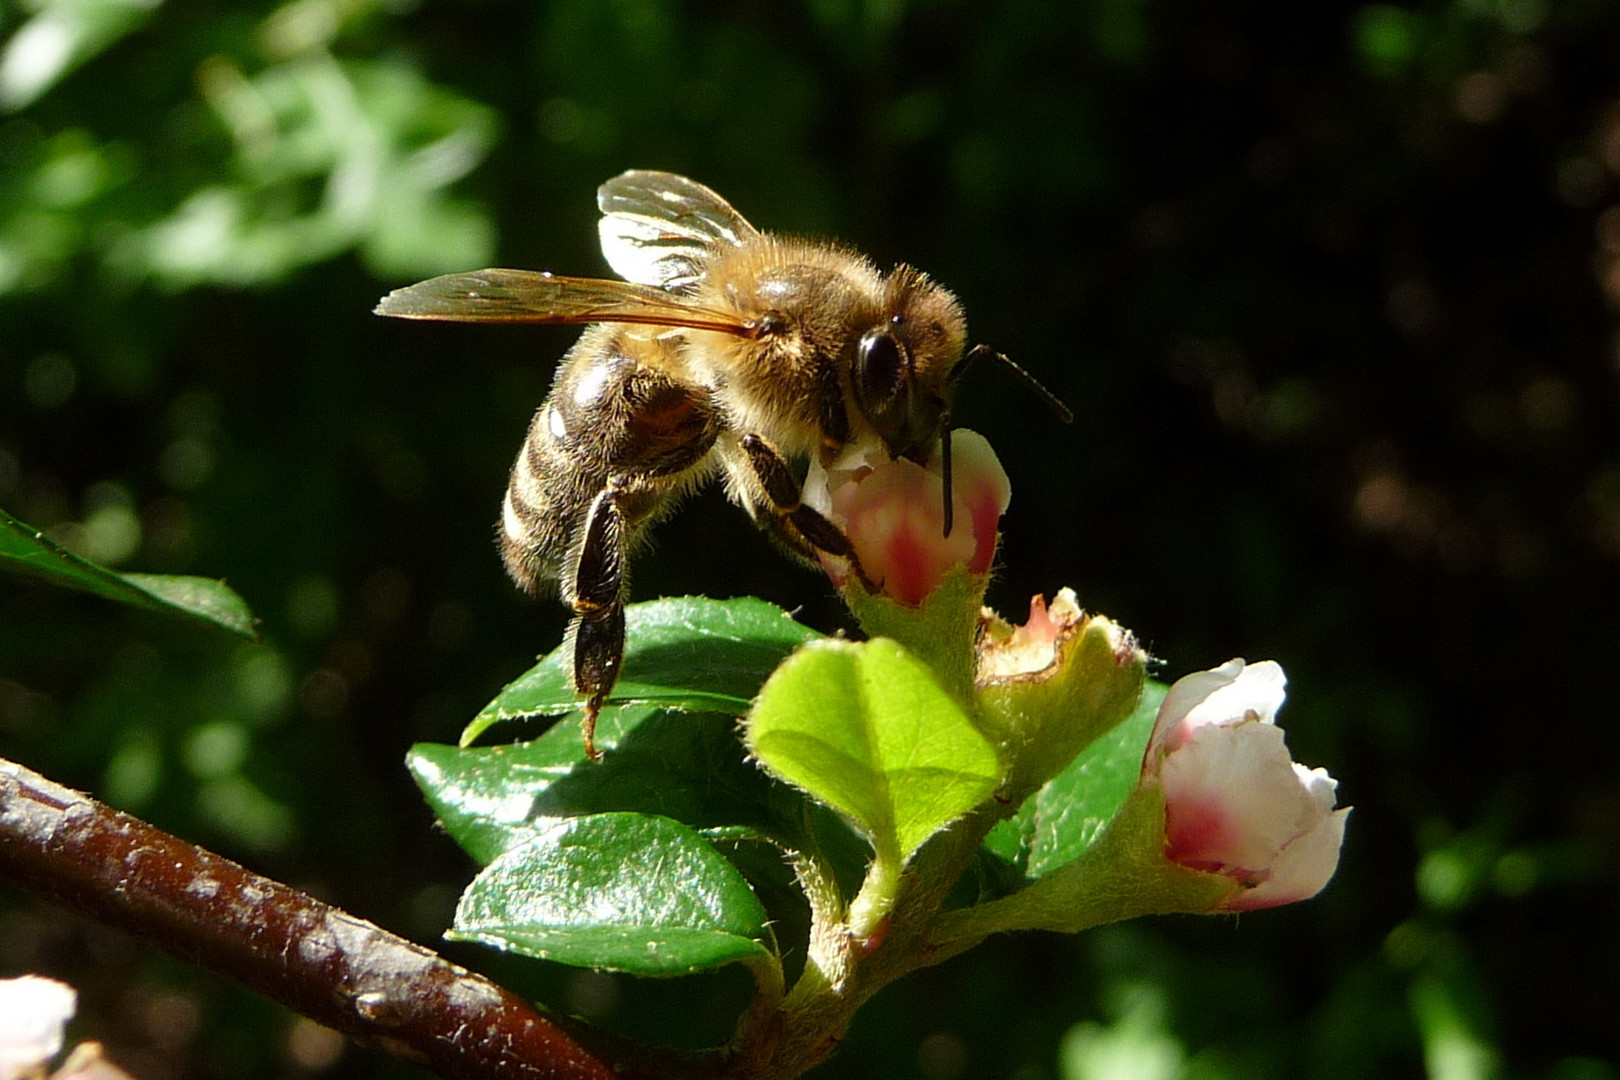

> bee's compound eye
[854,328,922,454]
[857,328,909,395]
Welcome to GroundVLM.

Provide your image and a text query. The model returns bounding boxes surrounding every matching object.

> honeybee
[376,170,1067,758]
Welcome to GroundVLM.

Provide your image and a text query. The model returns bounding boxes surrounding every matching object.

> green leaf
[1,506,257,639]
[747,638,1001,864]
[839,566,986,704]
[933,780,1235,943]
[411,705,815,866]
[450,812,773,976]
[461,596,821,745]
[985,680,1166,878]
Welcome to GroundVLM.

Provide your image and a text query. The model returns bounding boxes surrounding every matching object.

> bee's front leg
[738,433,877,593]
[566,483,628,761]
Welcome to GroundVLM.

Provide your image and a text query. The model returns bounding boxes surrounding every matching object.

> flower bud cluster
[807,427,1347,916]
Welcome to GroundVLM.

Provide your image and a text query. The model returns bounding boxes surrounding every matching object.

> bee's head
[851,266,1072,538]
[850,267,966,464]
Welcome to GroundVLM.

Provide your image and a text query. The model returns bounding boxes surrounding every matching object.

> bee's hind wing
[597,170,759,290]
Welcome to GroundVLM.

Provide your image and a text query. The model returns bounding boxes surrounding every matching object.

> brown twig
[0,756,618,1080]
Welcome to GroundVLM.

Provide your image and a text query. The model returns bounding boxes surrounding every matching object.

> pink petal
[1161,720,1307,872]
[814,429,1009,606]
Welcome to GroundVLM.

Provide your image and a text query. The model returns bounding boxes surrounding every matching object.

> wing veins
[374,269,756,337]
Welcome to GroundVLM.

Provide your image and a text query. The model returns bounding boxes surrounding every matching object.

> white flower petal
[1182,659,1286,729]
[0,976,77,1080]
[1292,762,1340,814]
[1146,659,1243,759]
[1230,806,1350,911]
[1146,658,1288,764]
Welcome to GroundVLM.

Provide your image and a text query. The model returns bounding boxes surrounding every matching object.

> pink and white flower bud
[1142,659,1348,911]
[804,429,1010,608]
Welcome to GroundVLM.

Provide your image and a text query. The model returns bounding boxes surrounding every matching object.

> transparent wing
[597,170,759,289]
[374,269,756,336]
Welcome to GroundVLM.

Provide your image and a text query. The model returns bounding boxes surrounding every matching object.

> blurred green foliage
[2,1,1618,1079]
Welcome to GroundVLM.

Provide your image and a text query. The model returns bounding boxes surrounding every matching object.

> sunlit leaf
[747,637,1000,864]
[412,705,808,866]
[450,812,772,976]
[460,596,821,745]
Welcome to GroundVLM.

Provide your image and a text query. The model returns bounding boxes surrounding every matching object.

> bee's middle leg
[567,482,628,761]
[738,433,877,592]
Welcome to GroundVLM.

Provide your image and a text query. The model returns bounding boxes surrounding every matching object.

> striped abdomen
[499,324,723,598]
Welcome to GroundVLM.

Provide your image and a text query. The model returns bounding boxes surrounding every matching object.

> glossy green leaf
[412,705,813,866]
[450,812,772,976]
[1,506,257,639]
[461,596,821,745]
[985,680,1167,878]
[747,638,1001,864]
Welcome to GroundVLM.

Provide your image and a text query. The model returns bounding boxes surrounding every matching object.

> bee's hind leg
[567,483,629,761]
[570,606,623,762]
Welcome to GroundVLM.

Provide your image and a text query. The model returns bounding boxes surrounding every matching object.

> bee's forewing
[374,269,754,335]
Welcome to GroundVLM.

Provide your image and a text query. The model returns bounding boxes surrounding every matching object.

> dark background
[2,1,1617,1078]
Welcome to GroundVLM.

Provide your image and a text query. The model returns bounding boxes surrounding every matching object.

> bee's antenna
[939,345,1072,538]
[953,344,1074,424]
